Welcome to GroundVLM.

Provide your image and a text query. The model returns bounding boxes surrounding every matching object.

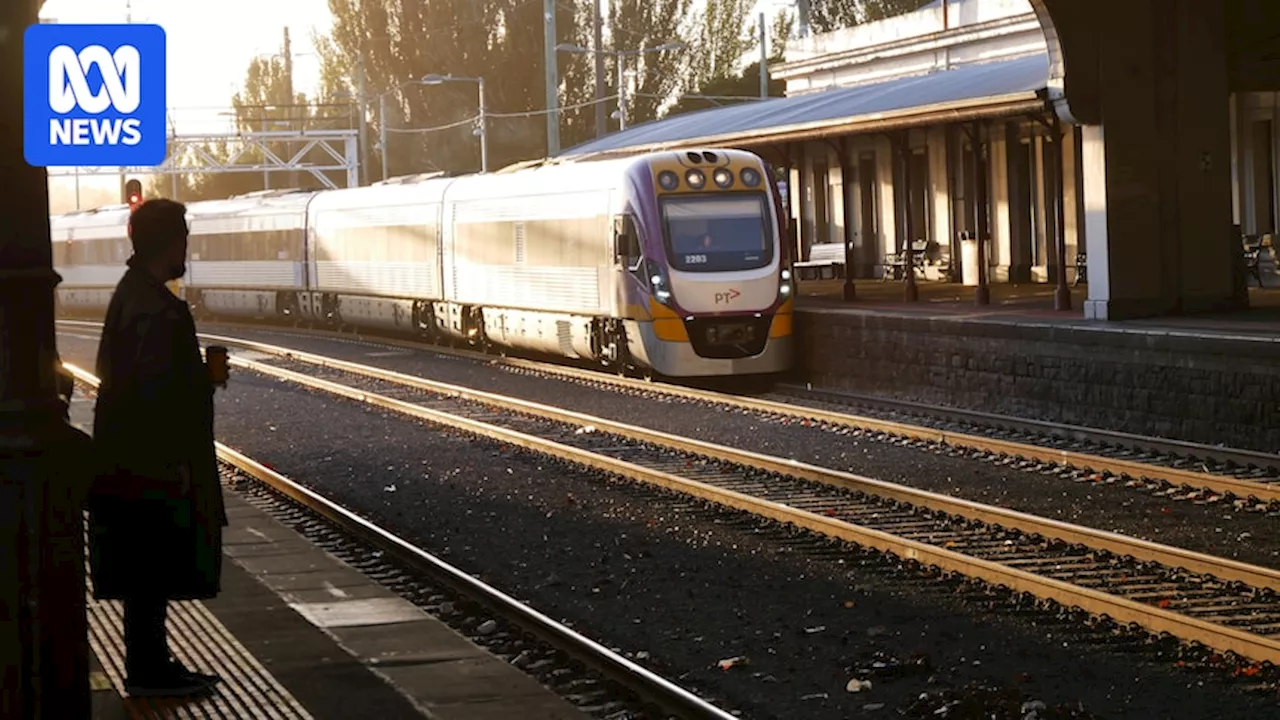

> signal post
[1,0,95,717]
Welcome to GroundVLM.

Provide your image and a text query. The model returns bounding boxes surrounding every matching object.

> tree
[606,0,694,129]
[315,0,594,178]
[809,0,934,33]
[685,0,755,96]
[665,9,792,118]
[148,49,345,202]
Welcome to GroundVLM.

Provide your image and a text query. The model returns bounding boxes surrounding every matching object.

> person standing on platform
[87,198,228,697]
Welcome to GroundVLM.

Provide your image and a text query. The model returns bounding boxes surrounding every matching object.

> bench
[793,242,847,281]
[882,240,929,281]
[1073,251,1087,286]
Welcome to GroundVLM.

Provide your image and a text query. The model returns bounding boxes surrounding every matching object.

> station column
[0,1,95,717]
[1078,0,1241,320]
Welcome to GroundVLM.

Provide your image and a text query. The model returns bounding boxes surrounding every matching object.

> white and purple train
[51,148,795,378]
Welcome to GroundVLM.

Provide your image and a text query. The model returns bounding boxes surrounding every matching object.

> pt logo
[714,289,741,305]
[24,23,167,167]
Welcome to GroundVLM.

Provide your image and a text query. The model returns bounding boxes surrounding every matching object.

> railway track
[55,316,1280,508]
[152,336,1280,669]
[62,364,740,720]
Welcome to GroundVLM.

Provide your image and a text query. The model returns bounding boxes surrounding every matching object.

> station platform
[66,393,587,719]
[789,281,1280,453]
[795,279,1280,337]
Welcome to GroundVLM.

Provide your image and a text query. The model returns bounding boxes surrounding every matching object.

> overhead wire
[379,93,623,136]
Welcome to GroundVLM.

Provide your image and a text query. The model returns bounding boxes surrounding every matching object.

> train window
[660,193,773,273]
[613,214,641,270]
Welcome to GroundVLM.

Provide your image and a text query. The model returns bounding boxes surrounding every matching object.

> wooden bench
[793,242,847,281]
[1073,251,1087,286]
[882,240,929,281]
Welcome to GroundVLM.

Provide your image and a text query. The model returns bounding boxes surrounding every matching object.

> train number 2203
[683,254,709,264]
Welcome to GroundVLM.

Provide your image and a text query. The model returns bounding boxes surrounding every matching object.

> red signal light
[124,178,143,207]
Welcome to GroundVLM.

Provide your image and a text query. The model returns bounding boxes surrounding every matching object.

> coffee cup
[206,346,229,387]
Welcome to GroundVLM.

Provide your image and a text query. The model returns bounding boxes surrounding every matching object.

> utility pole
[759,11,768,98]
[616,54,627,131]
[356,52,369,186]
[2,1,95,718]
[379,93,389,181]
[282,27,295,188]
[477,79,489,173]
[543,0,560,156]
[592,0,605,138]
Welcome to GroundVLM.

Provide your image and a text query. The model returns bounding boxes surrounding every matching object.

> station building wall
[785,117,1086,286]
[777,0,1275,290]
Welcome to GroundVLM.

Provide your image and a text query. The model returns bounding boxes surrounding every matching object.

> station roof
[558,52,1050,159]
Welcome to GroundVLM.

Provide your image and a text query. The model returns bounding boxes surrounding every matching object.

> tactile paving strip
[85,568,314,719]
[67,393,313,718]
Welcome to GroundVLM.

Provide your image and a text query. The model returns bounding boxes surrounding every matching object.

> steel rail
[54,318,1280,504]
[154,345,1280,665]
[60,362,740,720]
[779,383,1280,471]
[189,334,1280,594]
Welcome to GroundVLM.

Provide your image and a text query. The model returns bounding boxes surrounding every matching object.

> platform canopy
[558,52,1051,159]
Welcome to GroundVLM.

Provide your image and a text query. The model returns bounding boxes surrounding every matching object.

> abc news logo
[24,24,167,168]
[48,44,143,147]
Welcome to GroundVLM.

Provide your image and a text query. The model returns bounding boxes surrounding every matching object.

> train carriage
[439,157,630,360]
[52,205,134,313]
[51,148,794,379]
[183,189,315,320]
[304,174,449,334]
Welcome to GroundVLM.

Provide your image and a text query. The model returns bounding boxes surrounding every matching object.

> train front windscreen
[661,194,774,273]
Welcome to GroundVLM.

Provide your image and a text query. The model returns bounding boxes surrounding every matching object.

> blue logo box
[24,23,167,168]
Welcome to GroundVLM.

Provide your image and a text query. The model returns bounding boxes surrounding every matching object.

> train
[51,148,794,378]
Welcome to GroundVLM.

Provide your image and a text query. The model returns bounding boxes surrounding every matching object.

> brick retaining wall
[795,308,1280,453]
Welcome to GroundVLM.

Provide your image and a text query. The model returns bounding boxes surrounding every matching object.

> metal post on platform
[838,137,856,302]
[1051,116,1071,311]
[1,1,96,717]
[970,121,991,306]
[898,132,919,302]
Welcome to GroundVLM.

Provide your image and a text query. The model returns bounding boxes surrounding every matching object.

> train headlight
[740,168,761,188]
[648,267,674,305]
[685,169,706,189]
[712,168,733,189]
[779,268,792,297]
[657,171,679,191]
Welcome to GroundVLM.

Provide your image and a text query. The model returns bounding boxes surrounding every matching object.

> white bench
[793,243,847,281]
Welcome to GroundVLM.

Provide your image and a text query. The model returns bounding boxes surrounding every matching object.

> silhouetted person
[88,198,227,697]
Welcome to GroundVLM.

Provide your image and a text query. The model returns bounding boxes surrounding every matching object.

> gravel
[55,332,1280,719]
[189,324,1280,569]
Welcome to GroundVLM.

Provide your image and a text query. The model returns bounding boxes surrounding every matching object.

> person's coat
[87,258,227,601]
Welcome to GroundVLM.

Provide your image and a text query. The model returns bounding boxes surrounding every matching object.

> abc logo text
[24,23,167,168]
